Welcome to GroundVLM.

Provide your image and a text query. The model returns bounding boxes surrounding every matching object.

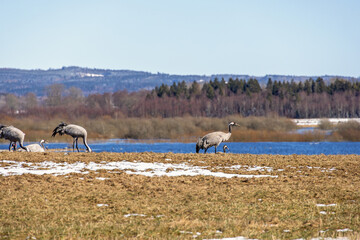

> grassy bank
[0,152,359,239]
[1,116,360,142]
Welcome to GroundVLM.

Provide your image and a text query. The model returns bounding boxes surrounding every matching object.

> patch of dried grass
[0,152,359,239]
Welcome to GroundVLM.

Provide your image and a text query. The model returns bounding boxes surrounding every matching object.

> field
[0,152,359,239]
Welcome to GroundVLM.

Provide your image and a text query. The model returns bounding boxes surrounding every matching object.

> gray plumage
[19,140,47,152]
[196,122,239,153]
[52,122,91,152]
[0,125,29,152]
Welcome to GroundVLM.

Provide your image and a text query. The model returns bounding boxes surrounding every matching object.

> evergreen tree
[266,78,273,92]
[202,83,215,99]
[189,81,201,97]
[304,80,312,95]
[246,78,261,93]
[157,84,170,97]
[315,77,326,93]
[272,80,280,96]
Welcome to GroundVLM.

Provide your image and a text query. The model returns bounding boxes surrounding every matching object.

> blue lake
[1,140,360,155]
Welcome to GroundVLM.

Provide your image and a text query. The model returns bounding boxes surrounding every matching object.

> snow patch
[0,160,277,179]
[293,118,360,126]
[97,204,108,207]
[124,213,146,218]
[79,73,103,77]
[316,204,337,207]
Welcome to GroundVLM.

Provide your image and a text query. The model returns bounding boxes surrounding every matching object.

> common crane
[196,122,239,153]
[0,125,29,152]
[18,140,47,152]
[52,122,92,152]
[223,145,230,153]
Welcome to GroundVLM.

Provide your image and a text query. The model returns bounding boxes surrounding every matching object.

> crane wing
[203,132,224,146]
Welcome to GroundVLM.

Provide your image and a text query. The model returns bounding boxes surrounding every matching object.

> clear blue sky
[1,0,359,76]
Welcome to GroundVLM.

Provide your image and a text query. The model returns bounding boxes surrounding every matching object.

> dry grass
[335,121,360,141]
[0,152,359,239]
[0,116,325,142]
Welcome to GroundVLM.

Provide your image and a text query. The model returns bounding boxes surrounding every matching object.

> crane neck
[228,124,232,133]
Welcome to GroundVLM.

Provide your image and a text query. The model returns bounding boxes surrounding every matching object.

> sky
[1,0,359,76]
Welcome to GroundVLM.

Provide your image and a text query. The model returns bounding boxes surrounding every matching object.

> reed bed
[1,116,360,142]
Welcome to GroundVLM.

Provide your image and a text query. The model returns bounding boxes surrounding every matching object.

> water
[1,140,360,155]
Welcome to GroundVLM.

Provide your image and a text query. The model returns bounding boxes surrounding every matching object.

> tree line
[1,78,360,119]
[151,77,360,99]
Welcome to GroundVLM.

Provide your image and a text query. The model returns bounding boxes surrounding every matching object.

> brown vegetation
[0,152,359,239]
[1,115,360,143]
[0,115,314,142]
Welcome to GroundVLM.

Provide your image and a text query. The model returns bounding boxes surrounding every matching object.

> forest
[1,77,360,119]
[1,77,360,141]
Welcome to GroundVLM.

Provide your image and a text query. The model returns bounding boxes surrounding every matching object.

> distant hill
[0,66,358,96]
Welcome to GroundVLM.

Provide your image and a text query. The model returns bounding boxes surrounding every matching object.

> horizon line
[0,66,359,79]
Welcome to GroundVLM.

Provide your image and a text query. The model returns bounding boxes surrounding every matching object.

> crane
[196,122,239,153]
[0,125,29,152]
[52,122,92,152]
[17,140,47,152]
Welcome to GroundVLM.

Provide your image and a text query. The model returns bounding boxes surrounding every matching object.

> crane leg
[18,141,28,152]
[76,138,80,152]
[72,138,77,152]
[215,146,217,153]
[204,148,207,154]
[8,142,13,151]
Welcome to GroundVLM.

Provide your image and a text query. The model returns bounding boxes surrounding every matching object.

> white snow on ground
[316,204,337,207]
[0,160,277,178]
[123,213,146,218]
[292,118,360,126]
[336,229,353,233]
[96,204,108,207]
[78,72,104,77]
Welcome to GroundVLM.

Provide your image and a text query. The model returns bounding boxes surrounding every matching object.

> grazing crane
[0,125,29,152]
[52,122,92,152]
[196,122,239,153]
[18,140,47,152]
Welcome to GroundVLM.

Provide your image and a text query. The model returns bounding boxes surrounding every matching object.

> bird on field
[17,140,48,152]
[196,122,239,153]
[52,122,92,152]
[223,145,230,153]
[0,125,29,152]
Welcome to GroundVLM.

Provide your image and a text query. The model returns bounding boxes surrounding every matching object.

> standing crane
[196,122,239,153]
[0,125,29,152]
[52,122,92,152]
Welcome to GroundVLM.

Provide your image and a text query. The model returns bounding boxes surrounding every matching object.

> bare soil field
[0,152,359,239]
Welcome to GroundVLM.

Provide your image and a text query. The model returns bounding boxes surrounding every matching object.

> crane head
[196,137,204,153]
[229,121,240,127]
[59,122,68,127]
